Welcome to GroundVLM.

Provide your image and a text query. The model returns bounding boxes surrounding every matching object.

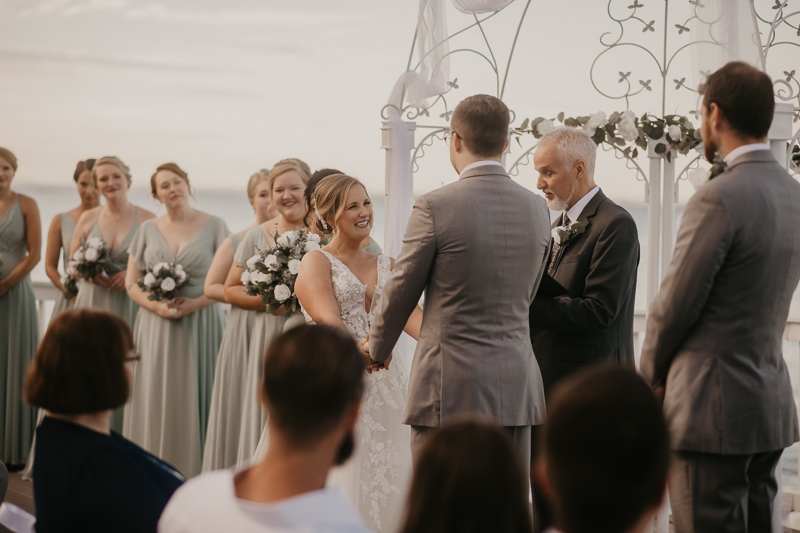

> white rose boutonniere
[551,221,586,272]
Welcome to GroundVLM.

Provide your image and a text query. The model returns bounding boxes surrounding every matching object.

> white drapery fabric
[451,0,514,15]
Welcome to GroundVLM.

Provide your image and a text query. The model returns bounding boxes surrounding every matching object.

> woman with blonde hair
[123,163,229,477]
[201,168,275,472]
[224,158,311,464]
[0,147,41,467]
[294,173,423,531]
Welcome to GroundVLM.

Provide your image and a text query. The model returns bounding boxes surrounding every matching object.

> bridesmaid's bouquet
[241,228,322,313]
[138,261,190,302]
[70,237,111,280]
[61,267,79,300]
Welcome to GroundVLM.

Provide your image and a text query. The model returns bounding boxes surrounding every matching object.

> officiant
[528,127,639,532]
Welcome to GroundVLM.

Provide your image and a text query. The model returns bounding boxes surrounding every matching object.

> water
[15,184,800,489]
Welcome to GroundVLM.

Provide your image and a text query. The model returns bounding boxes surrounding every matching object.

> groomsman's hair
[542,366,669,533]
[73,159,96,182]
[700,61,774,140]
[0,147,18,171]
[401,419,533,533]
[539,128,597,180]
[94,156,132,188]
[450,95,510,158]
[261,325,364,445]
[25,309,133,413]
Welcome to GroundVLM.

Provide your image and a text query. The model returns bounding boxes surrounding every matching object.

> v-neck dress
[233,225,299,465]
[74,215,140,328]
[123,217,229,478]
[50,212,77,320]
[0,198,38,464]
[201,234,260,472]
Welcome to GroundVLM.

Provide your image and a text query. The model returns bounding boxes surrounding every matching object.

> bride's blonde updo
[313,174,369,234]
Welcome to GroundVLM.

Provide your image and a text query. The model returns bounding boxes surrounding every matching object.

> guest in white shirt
[532,366,669,533]
[158,324,370,533]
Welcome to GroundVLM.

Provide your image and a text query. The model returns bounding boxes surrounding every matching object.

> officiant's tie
[548,214,570,276]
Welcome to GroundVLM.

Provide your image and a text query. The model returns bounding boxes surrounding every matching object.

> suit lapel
[548,189,606,274]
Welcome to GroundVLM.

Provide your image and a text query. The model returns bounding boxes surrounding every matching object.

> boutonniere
[708,150,728,180]
[551,221,586,272]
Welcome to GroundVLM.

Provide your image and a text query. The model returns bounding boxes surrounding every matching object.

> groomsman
[640,61,800,533]
[528,127,639,532]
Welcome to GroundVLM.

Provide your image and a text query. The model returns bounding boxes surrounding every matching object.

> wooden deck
[0,473,35,533]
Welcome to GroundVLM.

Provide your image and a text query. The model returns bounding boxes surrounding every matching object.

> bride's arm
[295,251,349,333]
[403,306,423,340]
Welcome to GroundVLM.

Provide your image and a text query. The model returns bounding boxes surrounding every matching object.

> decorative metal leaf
[689,0,704,6]
[439,111,453,120]
[639,79,652,91]
[785,70,796,81]
[618,71,631,82]
[628,0,643,9]
[447,78,459,89]
[674,77,686,89]
[643,20,655,32]
[772,0,787,9]
[675,24,690,34]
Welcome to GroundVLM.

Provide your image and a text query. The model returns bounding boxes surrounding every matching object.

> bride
[295,173,422,532]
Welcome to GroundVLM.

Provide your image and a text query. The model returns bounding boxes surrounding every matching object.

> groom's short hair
[262,325,364,445]
[451,95,510,158]
[542,365,669,533]
[700,61,774,139]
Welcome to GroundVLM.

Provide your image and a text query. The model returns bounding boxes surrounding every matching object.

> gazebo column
[646,142,663,307]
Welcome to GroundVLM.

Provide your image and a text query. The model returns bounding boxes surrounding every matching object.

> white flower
[153,262,169,276]
[73,249,85,262]
[536,119,555,136]
[84,247,99,262]
[274,284,292,302]
[551,227,563,245]
[255,272,271,283]
[584,111,608,132]
[160,277,176,292]
[287,259,301,275]
[668,124,682,142]
[308,233,321,243]
[143,272,157,286]
[86,237,104,249]
[277,231,296,247]
[245,254,259,270]
[688,167,710,191]
[175,264,184,273]
[618,110,638,142]
[264,254,280,271]
[304,241,320,252]
[240,270,252,284]
[176,270,187,282]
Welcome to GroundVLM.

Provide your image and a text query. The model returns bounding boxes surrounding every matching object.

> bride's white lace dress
[303,250,411,532]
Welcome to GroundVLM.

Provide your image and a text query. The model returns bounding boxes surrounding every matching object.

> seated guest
[533,366,669,533]
[158,324,370,533]
[400,419,533,533]
[25,309,184,533]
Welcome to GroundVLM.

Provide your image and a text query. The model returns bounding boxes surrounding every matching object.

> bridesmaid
[201,169,274,472]
[20,158,101,480]
[124,163,229,478]
[0,147,41,467]
[224,158,310,464]
[71,156,154,329]
[305,168,382,254]
[45,159,101,320]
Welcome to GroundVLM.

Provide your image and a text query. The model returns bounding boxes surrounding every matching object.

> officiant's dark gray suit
[640,149,800,533]
[529,189,640,394]
[369,163,551,472]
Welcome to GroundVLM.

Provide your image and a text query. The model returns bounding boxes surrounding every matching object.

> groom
[367,94,552,475]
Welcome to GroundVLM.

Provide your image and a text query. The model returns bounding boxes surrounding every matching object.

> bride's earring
[315,206,329,231]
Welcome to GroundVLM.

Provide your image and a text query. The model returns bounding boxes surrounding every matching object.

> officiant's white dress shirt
[158,470,370,533]
[564,185,600,223]
[723,142,770,164]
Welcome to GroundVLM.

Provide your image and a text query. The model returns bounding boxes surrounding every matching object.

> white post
[661,149,676,277]
[646,142,663,307]
[380,120,416,257]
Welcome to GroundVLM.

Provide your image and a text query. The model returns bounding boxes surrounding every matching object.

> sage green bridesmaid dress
[234,225,297,465]
[0,198,38,465]
[201,234,259,472]
[123,217,229,478]
[50,212,77,320]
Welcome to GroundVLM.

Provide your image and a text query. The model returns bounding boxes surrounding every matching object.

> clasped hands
[358,334,392,374]
[91,270,127,292]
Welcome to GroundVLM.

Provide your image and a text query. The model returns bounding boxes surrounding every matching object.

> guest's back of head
[539,365,669,533]
[400,419,533,533]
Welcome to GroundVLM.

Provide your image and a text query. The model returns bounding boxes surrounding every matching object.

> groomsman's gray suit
[369,162,551,469]
[640,149,800,533]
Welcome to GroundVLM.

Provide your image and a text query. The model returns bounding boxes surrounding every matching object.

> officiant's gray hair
[539,127,597,180]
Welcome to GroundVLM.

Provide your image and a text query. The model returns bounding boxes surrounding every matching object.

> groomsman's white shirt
[158,470,370,533]
[564,185,600,223]
[458,159,504,179]
[723,142,770,164]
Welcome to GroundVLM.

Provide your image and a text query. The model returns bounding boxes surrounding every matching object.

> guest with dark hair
[400,419,533,533]
[159,324,370,533]
[25,309,184,533]
[533,366,669,533]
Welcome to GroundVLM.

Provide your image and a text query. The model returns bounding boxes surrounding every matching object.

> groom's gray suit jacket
[369,164,551,427]
[641,150,800,454]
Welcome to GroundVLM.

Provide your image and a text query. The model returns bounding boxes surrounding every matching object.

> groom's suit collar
[458,160,509,180]
[725,148,777,172]
[550,188,607,230]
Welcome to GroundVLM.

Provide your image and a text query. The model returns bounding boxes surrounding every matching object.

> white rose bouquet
[69,237,111,280]
[61,265,79,300]
[137,261,190,302]
[243,228,323,313]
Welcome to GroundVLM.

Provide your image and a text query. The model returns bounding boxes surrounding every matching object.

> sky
[0,0,796,206]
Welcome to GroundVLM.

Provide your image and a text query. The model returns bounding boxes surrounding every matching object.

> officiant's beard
[544,176,576,211]
[334,432,355,465]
